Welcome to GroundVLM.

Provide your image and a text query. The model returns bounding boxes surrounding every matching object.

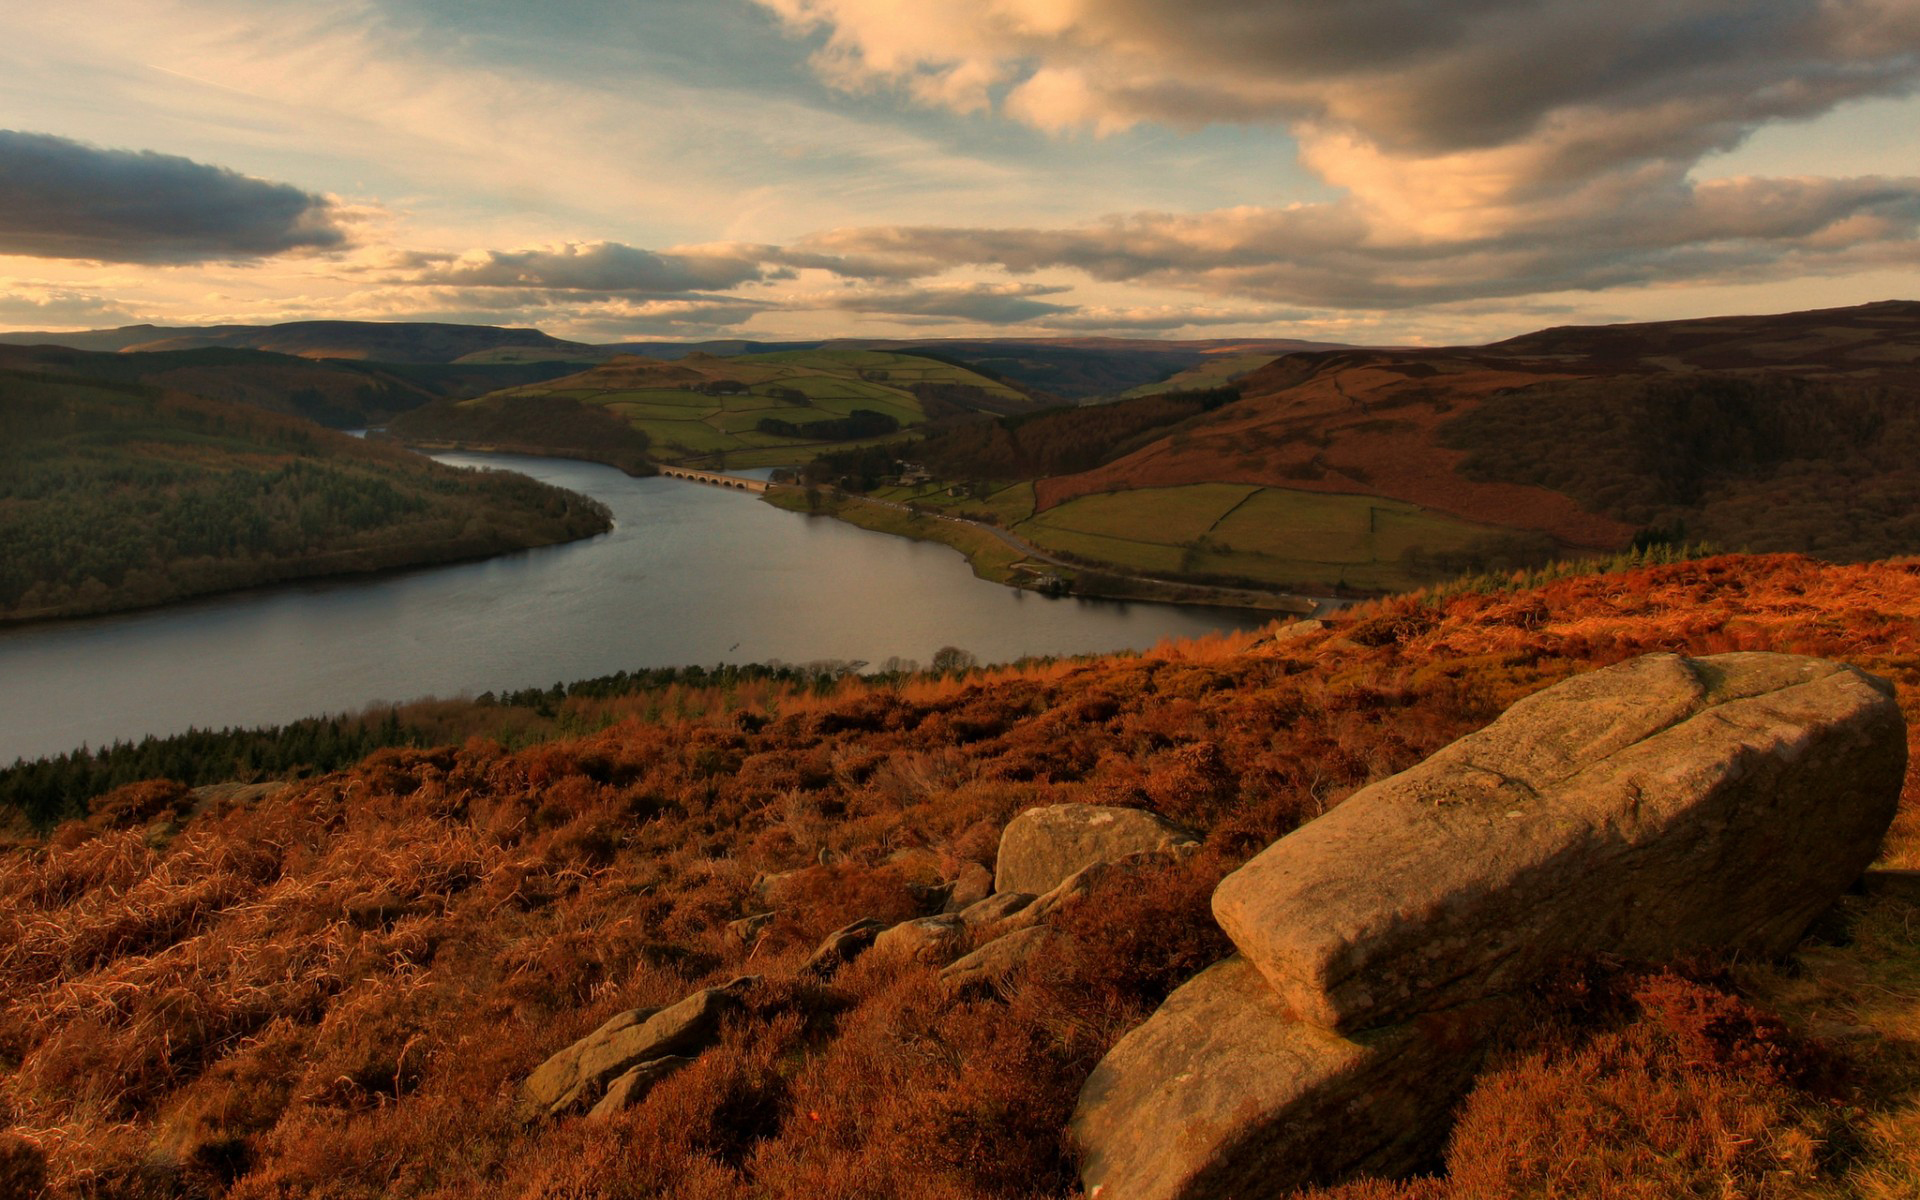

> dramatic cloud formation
[757,0,1920,310]
[0,131,346,264]
[794,175,1920,308]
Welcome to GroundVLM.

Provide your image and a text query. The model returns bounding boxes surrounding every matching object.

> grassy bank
[764,486,1320,613]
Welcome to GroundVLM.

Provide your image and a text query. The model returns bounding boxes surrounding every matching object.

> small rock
[802,918,887,977]
[726,912,776,944]
[585,1055,694,1121]
[1269,618,1327,643]
[940,926,1054,993]
[873,914,968,965]
[995,804,1200,896]
[941,862,995,913]
[521,976,757,1117]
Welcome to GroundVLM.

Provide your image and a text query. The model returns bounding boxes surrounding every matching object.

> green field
[1011,484,1529,591]
[445,348,1027,467]
[1120,353,1278,399]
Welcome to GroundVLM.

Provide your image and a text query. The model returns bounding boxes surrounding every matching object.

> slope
[1,553,1916,1199]
[1010,301,1920,591]
[396,348,1041,469]
[0,369,611,623]
[0,320,599,364]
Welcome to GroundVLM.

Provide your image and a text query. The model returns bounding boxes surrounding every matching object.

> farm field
[1012,484,1529,592]
[402,348,1030,467]
[1119,351,1281,398]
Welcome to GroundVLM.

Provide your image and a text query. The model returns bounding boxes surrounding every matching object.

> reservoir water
[0,453,1262,764]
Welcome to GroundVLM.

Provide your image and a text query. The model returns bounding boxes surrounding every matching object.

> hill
[394,348,1044,469]
[815,301,1920,598]
[0,320,599,364]
[1,552,1916,1197]
[0,369,611,623]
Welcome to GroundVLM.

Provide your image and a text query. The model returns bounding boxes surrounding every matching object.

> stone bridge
[657,466,769,493]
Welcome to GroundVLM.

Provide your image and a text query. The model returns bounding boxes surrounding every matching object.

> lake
[0,453,1263,763]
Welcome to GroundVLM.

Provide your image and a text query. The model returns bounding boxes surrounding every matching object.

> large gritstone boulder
[995,804,1199,895]
[1074,652,1904,1200]
[1212,652,1905,1033]
[1071,957,1507,1200]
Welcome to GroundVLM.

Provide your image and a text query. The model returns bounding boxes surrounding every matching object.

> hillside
[819,302,1920,598]
[0,370,611,623]
[0,321,599,365]
[397,348,1042,469]
[1,553,1916,1197]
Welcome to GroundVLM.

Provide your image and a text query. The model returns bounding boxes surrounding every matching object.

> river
[0,453,1264,764]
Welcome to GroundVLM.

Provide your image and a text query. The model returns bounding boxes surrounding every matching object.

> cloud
[0,282,145,329]
[792,173,1920,308]
[802,281,1076,324]
[0,130,346,263]
[391,241,769,293]
[756,0,1920,303]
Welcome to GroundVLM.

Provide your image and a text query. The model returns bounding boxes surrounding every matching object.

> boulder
[521,976,756,1117]
[941,861,995,913]
[1213,652,1905,1033]
[995,804,1199,896]
[873,914,968,965]
[1071,957,1505,1200]
[584,1055,694,1121]
[939,925,1054,993]
[801,918,887,977]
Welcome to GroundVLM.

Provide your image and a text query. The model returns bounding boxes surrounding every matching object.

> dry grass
[3,553,1919,1198]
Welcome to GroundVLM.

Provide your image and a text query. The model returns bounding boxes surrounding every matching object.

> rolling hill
[0,368,611,623]
[0,320,600,364]
[832,301,1920,596]
[392,347,1044,469]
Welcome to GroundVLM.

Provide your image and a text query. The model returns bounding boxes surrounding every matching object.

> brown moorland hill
[1031,301,1920,565]
[3,553,1918,1197]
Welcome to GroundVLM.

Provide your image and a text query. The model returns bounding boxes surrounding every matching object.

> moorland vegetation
[2,553,1917,1198]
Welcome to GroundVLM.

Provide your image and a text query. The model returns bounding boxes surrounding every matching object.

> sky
[1,0,1917,345]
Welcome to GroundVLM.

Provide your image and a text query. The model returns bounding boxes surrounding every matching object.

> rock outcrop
[521,976,756,1118]
[1074,958,1506,1198]
[1073,652,1905,1200]
[941,925,1055,993]
[802,918,887,977]
[1213,652,1905,1032]
[586,1055,694,1121]
[994,804,1199,895]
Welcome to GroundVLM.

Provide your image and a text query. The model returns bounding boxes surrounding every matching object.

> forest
[383,392,654,474]
[0,370,612,623]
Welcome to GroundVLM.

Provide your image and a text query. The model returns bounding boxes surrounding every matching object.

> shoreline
[762,486,1341,616]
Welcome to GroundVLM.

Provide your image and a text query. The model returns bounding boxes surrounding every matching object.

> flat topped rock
[995,803,1198,896]
[1212,652,1906,1033]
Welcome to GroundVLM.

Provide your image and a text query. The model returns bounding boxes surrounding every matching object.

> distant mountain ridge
[0,321,1349,400]
[0,320,593,364]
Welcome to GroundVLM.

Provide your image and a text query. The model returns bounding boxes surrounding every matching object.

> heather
[3,553,1918,1197]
